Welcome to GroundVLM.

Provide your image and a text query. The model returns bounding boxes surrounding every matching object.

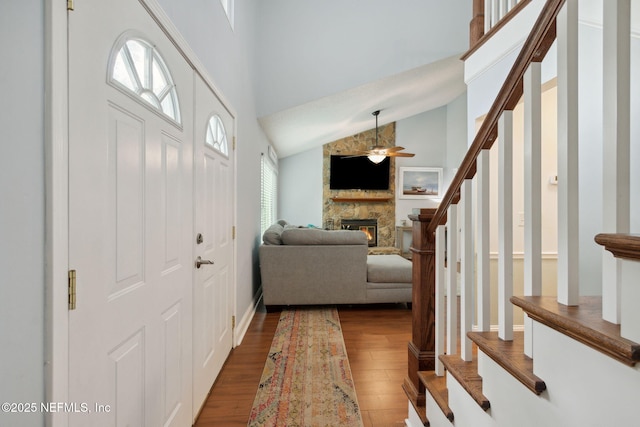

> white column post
[435,225,446,376]
[447,204,458,356]
[477,150,491,332]
[523,62,542,356]
[556,0,580,306]
[602,0,631,324]
[460,179,474,361]
[499,111,514,341]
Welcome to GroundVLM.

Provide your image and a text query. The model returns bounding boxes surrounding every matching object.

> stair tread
[439,355,490,411]
[511,296,640,366]
[418,371,453,421]
[467,331,546,394]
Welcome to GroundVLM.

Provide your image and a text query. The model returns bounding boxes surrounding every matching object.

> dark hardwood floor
[194,303,412,427]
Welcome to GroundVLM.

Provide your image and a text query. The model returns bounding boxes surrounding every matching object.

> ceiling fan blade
[387,152,415,157]
[340,153,368,158]
[385,146,406,152]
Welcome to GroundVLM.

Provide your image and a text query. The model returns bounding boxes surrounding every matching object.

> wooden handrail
[595,234,640,262]
[427,0,564,235]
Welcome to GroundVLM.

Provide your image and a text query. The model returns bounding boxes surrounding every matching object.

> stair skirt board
[413,324,640,427]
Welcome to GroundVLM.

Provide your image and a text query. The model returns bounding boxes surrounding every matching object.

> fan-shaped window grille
[205,115,229,156]
[110,38,181,123]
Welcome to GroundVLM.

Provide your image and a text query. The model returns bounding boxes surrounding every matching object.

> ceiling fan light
[367,154,386,164]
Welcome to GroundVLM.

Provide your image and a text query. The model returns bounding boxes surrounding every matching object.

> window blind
[261,153,278,236]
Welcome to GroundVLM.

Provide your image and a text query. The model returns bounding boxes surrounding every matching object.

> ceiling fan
[347,110,415,164]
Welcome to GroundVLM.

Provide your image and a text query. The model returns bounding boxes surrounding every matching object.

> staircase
[404,0,640,426]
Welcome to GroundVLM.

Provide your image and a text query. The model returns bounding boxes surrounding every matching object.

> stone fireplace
[341,219,378,247]
[322,122,396,248]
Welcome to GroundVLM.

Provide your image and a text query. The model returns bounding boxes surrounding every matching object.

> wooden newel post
[403,208,437,416]
[470,0,485,46]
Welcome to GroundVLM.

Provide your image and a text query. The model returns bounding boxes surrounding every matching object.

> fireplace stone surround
[322,122,396,248]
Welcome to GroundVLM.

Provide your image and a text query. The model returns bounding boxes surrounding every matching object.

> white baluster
[499,111,514,341]
[602,0,631,324]
[524,62,542,357]
[460,179,474,361]
[485,0,492,32]
[557,0,580,306]
[435,224,446,376]
[492,0,500,28]
[477,150,491,332]
[499,0,508,20]
[447,204,458,356]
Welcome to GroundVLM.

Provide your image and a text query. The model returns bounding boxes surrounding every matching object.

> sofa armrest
[258,244,368,305]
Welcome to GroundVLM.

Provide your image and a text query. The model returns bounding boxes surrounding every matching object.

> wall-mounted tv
[329,155,390,190]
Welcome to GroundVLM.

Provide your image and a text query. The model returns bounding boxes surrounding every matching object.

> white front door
[192,74,236,417]
[68,1,194,426]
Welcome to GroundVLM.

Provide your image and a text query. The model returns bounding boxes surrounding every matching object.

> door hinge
[68,270,77,310]
[232,226,236,240]
[232,315,236,330]
[233,136,236,150]
[67,0,74,11]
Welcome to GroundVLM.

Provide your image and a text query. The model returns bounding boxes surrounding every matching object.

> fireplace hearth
[341,219,378,247]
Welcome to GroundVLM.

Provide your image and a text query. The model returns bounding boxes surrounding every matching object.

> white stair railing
[476,149,491,334]
[601,0,631,325]
[523,61,542,357]
[484,0,525,32]
[460,179,474,361]
[446,204,458,358]
[556,0,580,307]
[498,110,515,341]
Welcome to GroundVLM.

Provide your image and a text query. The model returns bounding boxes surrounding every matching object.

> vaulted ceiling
[253,1,471,158]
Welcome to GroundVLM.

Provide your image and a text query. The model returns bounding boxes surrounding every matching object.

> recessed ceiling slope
[259,55,465,159]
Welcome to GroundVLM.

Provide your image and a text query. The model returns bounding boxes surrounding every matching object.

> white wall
[0,1,45,426]
[155,0,271,320]
[446,93,470,185]
[254,0,471,117]
[576,23,604,295]
[487,87,558,255]
[632,33,640,233]
[278,147,323,226]
[277,96,468,229]
[395,107,449,219]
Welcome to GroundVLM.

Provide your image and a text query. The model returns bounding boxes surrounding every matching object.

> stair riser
[425,393,454,427]
[446,375,493,427]
[479,352,556,427]
[533,322,640,426]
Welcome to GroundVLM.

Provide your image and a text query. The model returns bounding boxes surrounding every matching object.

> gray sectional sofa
[258,220,413,308]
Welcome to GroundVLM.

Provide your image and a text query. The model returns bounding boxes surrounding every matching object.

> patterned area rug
[247,307,364,427]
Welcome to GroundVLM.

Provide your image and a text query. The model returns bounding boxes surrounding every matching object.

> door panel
[193,74,235,417]
[68,0,193,425]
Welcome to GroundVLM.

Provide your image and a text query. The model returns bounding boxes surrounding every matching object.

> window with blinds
[261,153,278,236]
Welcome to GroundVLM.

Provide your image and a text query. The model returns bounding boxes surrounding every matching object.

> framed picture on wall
[399,167,443,199]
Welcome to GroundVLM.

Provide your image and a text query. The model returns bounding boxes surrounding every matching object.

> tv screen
[329,155,390,190]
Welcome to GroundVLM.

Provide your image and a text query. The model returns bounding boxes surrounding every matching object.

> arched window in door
[109,36,181,124]
[205,114,229,156]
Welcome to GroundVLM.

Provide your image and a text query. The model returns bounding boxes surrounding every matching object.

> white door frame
[45,2,237,426]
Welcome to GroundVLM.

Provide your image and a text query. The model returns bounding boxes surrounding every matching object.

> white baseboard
[234,287,263,347]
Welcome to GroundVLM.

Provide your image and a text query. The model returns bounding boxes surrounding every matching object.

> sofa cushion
[281,228,367,245]
[366,255,412,283]
[262,223,284,245]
